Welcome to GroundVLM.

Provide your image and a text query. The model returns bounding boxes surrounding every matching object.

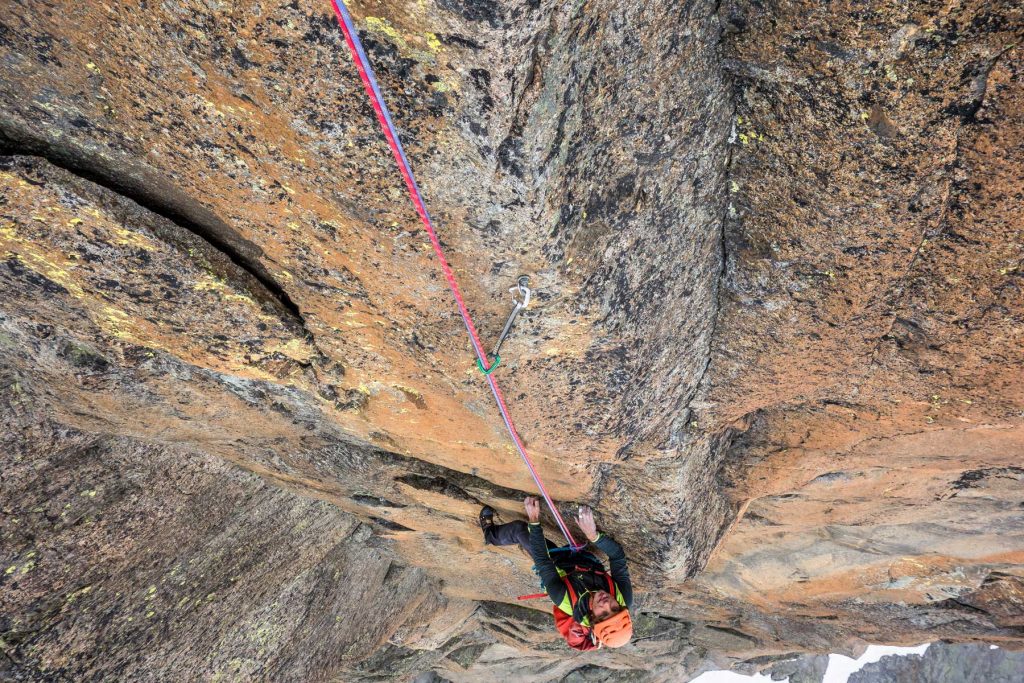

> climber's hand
[577,505,599,542]
[524,496,541,523]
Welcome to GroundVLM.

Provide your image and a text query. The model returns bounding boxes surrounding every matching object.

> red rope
[517,593,549,601]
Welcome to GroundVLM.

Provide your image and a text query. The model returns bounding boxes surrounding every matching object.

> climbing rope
[328,0,582,550]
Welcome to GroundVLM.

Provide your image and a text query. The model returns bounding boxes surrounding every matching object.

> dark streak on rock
[369,516,413,532]
[352,494,407,508]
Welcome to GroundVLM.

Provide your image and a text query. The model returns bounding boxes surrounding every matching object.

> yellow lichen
[365,16,403,42]
[111,227,156,251]
[425,32,442,52]
[2,247,86,299]
[66,585,93,603]
[194,275,228,293]
[99,306,136,340]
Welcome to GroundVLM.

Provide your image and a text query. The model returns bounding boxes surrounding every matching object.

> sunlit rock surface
[1,0,1021,680]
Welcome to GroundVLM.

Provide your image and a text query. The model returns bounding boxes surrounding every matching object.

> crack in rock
[0,117,321,360]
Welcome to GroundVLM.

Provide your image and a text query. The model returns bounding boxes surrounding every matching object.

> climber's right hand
[577,505,599,542]
[524,496,541,523]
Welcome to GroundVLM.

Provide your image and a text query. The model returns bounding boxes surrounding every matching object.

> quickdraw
[476,276,532,376]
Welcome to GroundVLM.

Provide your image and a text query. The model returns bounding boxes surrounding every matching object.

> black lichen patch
[4,257,69,295]
[952,467,1024,490]
[440,33,483,50]
[469,68,494,111]
[496,127,524,178]
[436,0,502,29]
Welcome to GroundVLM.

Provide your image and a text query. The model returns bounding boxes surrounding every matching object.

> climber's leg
[482,514,556,556]
[483,518,530,549]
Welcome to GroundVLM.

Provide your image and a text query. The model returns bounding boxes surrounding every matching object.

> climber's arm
[577,505,633,609]
[592,532,633,609]
[528,522,567,605]
[524,496,567,606]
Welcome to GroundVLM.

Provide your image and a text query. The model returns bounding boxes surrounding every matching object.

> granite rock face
[0,0,1022,680]
[1,414,463,682]
[688,0,1024,656]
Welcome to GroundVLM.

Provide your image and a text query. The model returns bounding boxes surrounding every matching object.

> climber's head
[592,603,632,648]
[590,589,621,622]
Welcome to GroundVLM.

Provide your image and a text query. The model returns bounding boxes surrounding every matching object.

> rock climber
[479,496,633,649]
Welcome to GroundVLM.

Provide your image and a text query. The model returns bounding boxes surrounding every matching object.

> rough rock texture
[850,643,1024,683]
[765,654,829,683]
[688,0,1024,653]
[1,414,464,682]
[0,0,1022,680]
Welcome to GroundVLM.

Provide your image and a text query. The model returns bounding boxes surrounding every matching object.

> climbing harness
[328,0,582,550]
[476,275,531,376]
[518,544,602,601]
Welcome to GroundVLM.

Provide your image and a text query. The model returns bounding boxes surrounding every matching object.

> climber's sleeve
[593,532,633,609]
[528,523,566,606]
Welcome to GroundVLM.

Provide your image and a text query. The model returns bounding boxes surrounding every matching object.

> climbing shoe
[479,505,495,538]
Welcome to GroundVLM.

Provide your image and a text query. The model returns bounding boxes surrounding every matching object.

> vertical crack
[686,0,738,408]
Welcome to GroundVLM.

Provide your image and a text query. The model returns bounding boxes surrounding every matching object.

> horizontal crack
[0,117,318,353]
